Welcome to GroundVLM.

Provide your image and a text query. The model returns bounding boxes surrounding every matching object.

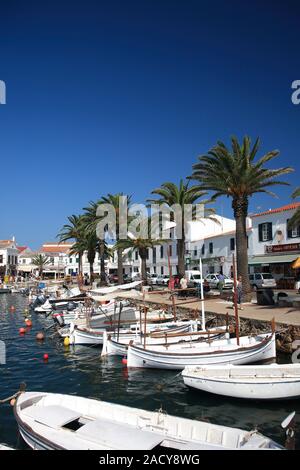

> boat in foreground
[14,392,283,450]
[182,363,300,400]
[127,333,276,370]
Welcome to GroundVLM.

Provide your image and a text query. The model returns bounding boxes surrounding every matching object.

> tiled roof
[17,246,28,253]
[41,242,73,254]
[251,203,300,218]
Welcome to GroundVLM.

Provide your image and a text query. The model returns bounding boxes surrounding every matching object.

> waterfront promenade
[118,290,300,328]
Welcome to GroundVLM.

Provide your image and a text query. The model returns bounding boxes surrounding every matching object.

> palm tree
[84,194,132,284]
[82,201,111,285]
[114,234,164,285]
[148,179,209,277]
[191,136,293,300]
[70,231,98,282]
[57,215,85,275]
[32,254,51,279]
[288,188,300,228]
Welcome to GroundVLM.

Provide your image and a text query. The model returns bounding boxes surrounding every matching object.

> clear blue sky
[0,0,299,248]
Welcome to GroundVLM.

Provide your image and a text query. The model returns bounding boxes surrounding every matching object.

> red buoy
[121,358,127,365]
[25,319,32,327]
[43,353,49,362]
[19,327,26,335]
[10,306,16,312]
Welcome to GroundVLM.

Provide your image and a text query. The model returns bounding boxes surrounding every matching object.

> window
[287,219,300,238]
[161,266,164,275]
[169,245,172,257]
[194,247,197,256]
[8,255,11,264]
[160,246,164,258]
[0,255,3,263]
[201,244,205,255]
[258,223,272,242]
[230,238,235,251]
[153,247,156,263]
[209,242,213,254]
[135,251,138,261]
[146,249,149,260]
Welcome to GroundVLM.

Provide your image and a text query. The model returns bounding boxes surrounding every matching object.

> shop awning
[292,257,300,269]
[248,254,299,265]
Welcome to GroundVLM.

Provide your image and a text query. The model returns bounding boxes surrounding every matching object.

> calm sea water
[0,294,299,449]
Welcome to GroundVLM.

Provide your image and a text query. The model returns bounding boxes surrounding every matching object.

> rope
[0,383,26,405]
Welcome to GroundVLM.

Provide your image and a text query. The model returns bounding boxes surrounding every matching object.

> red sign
[265,243,300,253]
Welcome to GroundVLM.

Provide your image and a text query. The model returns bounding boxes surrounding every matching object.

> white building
[0,238,19,278]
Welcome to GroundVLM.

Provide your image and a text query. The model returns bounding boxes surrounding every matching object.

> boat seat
[76,418,164,450]
[22,405,81,429]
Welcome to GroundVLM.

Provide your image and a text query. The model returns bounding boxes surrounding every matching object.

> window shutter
[267,223,273,241]
[258,224,263,242]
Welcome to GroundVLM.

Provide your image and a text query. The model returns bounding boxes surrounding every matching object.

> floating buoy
[121,358,127,365]
[10,398,16,407]
[63,337,70,347]
[10,306,16,312]
[25,319,32,327]
[36,332,45,341]
[19,327,26,335]
[43,353,49,362]
[23,308,29,315]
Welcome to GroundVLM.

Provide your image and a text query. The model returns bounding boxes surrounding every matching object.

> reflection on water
[0,294,299,449]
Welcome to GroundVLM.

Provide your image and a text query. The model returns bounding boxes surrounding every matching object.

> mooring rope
[0,383,26,405]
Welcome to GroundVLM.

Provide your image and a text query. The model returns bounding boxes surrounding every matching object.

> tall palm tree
[114,221,165,284]
[70,231,98,282]
[191,136,293,300]
[32,254,51,279]
[57,215,85,275]
[148,179,209,277]
[84,194,132,284]
[288,188,300,228]
[82,201,111,285]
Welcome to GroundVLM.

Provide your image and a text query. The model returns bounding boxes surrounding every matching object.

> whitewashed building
[0,238,19,277]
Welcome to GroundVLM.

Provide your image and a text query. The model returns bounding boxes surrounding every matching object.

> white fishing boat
[14,391,283,450]
[66,320,195,345]
[182,363,300,400]
[0,444,14,450]
[101,326,228,357]
[126,333,276,370]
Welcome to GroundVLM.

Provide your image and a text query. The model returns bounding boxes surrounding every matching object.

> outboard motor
[53,313,65,327]
[67,302,77,312]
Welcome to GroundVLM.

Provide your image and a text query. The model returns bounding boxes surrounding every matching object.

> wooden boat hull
[14,392,282,450]
[182,363,300,400]
[127,334,276,370]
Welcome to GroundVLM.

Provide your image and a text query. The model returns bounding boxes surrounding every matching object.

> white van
[249,273,277,289]
[185,270,204,286]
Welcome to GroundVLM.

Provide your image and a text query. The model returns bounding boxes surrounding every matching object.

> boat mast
[232,253,240,346]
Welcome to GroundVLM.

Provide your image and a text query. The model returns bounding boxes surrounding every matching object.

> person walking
[217,272,225,294]
[236,275,243,310]
[180,276,188,298]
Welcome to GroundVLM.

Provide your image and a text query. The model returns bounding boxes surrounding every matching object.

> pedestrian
[180,276,188,298]
[217,272,225,294]
[236,275,243,310]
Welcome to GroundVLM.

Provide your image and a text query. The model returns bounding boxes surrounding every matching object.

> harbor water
[0,294,299,449]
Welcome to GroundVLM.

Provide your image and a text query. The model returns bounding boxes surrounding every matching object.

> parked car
[249,273,277,290]
[148,274,159,285]
[205,274,234,290]
[185,270,204,287]
[156,275,170,286]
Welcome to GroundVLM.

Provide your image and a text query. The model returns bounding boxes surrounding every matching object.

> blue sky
[0,0,299,248]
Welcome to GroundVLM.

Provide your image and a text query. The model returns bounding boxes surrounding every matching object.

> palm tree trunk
[117,247,124,284]
[139,248,148,285]
[78,253,83,274]
[233,198,252,302]
[89,262,94,283]
[177,237,185,277]
[98,242,107,286]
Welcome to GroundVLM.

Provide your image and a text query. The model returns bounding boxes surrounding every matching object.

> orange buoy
[19,327,26,335]
[43,353,49,361]
[25,319,32,327]
[36,332,45,341]
[10,398,16,407]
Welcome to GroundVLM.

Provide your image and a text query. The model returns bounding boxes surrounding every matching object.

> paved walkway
[118,291,300,328]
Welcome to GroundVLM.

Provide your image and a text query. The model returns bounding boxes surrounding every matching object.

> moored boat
[126,333,276,370]
[182,363,300,400]
[14,391,283,450]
